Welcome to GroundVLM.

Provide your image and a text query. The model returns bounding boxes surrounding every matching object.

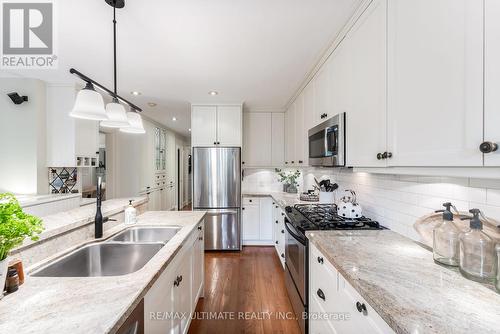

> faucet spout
[95,176,103,238]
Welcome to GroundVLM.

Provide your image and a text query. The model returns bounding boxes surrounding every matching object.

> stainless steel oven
[284,218,307,334]
[308,112,345,167]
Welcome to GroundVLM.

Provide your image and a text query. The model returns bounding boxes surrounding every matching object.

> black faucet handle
[102,217,117,224]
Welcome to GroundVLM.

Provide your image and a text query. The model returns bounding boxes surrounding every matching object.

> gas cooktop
[285,204,383,233]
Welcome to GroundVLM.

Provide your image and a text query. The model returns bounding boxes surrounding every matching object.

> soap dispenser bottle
[125,200,137,225]
[459,209,497,283]
[433,202,460,266]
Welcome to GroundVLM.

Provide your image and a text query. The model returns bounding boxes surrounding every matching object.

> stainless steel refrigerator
[193,147,241,251]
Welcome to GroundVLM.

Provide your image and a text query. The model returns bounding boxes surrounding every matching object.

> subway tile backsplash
[243,167,500,242]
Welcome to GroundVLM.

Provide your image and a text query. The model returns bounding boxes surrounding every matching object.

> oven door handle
[285,221,307,246]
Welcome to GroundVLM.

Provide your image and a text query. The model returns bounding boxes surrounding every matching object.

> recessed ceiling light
[172,117,177,121]
[147,102,157,107]
[188,128,191,132]
[208,91,218,96]
[130,91,141,96]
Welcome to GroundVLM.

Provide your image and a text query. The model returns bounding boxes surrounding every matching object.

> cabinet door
[346,0,387,167]
[75,119,99,158]
[217,105,242,146]
[294,94,307,166]
[484,0,500,166]
[314,63,330,126]
[140,120,156,191]
[172,251,192,334]
[192,226,204,306]
[285,104,296,165]
[166,132,176,184]
[271,113,285,166]
[243,113,272,166]
[303,84,315,164]
[259,197,273,241]
[191,106,217,146]
[242,204,260,240]
[387,0,483,166]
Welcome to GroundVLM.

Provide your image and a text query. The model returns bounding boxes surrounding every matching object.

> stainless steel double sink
[31,226,181,277]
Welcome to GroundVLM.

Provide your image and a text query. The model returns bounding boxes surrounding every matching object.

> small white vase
[0,258,8,300]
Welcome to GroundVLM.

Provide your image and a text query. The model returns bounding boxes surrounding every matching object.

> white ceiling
[6,0,362,136]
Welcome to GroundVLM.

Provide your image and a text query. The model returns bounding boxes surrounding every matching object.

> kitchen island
[0,211,206,334]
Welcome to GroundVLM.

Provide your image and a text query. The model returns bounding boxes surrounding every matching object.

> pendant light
[69,0,143,131]
[70,82,108,121]
[120,109,146,134]
[100,98,129,128]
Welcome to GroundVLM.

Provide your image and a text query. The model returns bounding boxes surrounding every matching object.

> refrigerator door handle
[204,209,239,215]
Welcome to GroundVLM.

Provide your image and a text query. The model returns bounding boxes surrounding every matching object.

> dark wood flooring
[188,247,301,334]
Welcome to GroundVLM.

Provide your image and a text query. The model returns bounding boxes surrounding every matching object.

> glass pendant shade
[100,98,130,128]
[70,82,108,121]
[120,111,145,134]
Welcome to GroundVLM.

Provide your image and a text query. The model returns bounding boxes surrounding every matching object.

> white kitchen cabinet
[242,200,260,241]
[345,0,387,167]
[271,113,285,166]
[217,105,242,146]
[259,197,273,242]
[144,221,204,334]
[191,105,242,147]
[243,113,272,166]
[191,106,217,146]
[272,202,286,268]
[309,244,394,334]
[242,197,274,245]
[294,94,307,166]
[191,225,204,307]
[141,120,156,191]
[313,62,331,126]
[166,131,176,184]
[386,0,484,166]
[75,119,99,165]
[484,0,500,166]
[285,103,296,166]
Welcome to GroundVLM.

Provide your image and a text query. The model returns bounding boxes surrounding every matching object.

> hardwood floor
[188,247,302,334]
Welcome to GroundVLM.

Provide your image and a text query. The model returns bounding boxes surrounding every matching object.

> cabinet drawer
[309,244,339,312]
[243,197,259,206]
[309,293,339,334]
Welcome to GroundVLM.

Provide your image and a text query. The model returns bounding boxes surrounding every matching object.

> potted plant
[0,193,43,297]
[275,169,301,193]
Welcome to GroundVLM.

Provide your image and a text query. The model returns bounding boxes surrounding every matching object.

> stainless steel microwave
[308,113,345,167]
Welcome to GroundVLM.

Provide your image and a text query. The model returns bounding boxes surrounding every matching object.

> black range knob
[480,142,498,153]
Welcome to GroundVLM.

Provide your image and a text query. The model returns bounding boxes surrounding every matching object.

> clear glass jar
[459,229,497,283]
[433,220,460,266]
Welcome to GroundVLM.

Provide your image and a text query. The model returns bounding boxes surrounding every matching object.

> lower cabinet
[272,203,286,268]
[242,197,273,245]
[144,221,204,334]
[309,244,394,334]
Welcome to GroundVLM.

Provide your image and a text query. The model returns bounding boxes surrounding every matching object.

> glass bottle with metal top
[459,209,497,283]
[433,202,460,266]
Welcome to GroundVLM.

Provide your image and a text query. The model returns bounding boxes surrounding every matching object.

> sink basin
[108,226,181,243]
[31,243,163,277]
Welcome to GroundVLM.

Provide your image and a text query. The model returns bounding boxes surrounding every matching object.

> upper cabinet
[345,0,387,167]
[191,104,242,147]
[242,112,285,167]
[484,0,500,166]
[285,103,296,165]
[386,0,484,166]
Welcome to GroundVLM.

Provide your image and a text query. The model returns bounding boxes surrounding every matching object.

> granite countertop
[13,197,148,252]
[242,191,317,208]
[0,210,206,334]
[306,230,500,334]
[16,193,82,207]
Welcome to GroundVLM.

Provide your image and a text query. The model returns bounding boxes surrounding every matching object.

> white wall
[0,78,47,194]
